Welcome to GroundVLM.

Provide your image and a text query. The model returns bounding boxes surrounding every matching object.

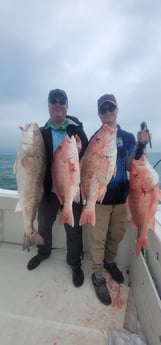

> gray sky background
[0,0,161,153]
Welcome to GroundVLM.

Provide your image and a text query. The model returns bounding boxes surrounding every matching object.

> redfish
[52,135,80,227]
[14,123,46,250]
[79,124,117,226]
[128,155,161,255]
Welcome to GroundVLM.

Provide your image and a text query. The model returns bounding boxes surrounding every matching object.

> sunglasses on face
[50,99,67,105]
[99,103,117,114]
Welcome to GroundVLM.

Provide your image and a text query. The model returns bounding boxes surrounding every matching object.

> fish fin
[15,200,22,212]
[74,188,80,203]
[98,191,106,203]
[159,190,161,201]
[53,186,63,205]
[21,157,29,169]
[59,205,74,227]
[79,205,96,226]
[13,160,17,174]
[113,165,117,177]
[23,231,44,251]
[149,219,155,230]
[80,189,86,204]
[56,194,63,205]
[69,160,76,172]
[126,196,130,211]
[131,220,137,228]
[128,215,137,228]
[136,238,149,256]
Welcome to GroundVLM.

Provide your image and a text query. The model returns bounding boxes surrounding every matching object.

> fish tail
[23,230,44,251]
[136,238,149,256]
[59,205,74,227]
[79,206,96,226]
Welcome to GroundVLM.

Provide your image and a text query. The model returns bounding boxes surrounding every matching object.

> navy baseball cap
[97,94,117,111]
[48,89,68,104]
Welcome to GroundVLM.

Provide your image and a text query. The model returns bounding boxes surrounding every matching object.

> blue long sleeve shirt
[102,124,136,205]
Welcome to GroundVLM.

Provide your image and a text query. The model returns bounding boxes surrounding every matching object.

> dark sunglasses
[99,103,116,114]
[51,99,67,105]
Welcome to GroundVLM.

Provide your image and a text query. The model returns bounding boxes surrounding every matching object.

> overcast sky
[0,0,161,153]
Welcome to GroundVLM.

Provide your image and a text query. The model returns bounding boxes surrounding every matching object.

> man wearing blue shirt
[27,89,88,288]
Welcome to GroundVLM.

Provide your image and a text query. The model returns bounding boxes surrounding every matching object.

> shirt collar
[47,118,69,130]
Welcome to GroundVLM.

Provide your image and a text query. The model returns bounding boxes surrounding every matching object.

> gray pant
[37,192,83,269]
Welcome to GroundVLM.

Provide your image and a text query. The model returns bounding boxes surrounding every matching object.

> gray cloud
[0,0,161,153]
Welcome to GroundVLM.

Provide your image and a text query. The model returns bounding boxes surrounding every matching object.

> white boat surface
[0,188,161,345]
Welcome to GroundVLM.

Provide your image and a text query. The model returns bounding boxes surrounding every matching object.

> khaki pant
[88,203,128,274]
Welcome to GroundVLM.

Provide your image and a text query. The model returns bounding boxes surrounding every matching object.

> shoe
[104,260,124,284]
[27,254,50,270]
[91,273,112,305]
[72,267,84,287]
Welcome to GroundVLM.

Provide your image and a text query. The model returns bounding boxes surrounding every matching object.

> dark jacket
[40,115,88,198]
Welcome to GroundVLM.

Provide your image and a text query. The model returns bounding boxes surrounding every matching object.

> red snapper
[51,135,80,227]
[79,124,117,226]
[128,155,161,255]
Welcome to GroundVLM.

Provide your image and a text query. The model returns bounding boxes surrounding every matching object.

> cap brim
[98,100,117,111]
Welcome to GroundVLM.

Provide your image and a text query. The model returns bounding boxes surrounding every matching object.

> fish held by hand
[14,123,46,250]
[79,124,117,226]
[128,155,161,255]
[52,135,80,227]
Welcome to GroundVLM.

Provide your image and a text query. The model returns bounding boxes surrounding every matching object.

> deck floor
[0,243,129,345]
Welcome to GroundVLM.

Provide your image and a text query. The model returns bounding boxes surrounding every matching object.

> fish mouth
[102,123,117,133]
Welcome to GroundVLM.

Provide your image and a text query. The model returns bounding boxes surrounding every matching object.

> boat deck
[0,243,129,345]
[1,190,161,344]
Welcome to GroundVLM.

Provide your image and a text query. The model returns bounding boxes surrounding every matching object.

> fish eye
[96,137,100,142]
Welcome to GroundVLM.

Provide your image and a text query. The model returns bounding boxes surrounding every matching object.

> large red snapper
[14,123,46,250]
[52,135,80,227]
[128,155,161,255]
[79,124,117,226]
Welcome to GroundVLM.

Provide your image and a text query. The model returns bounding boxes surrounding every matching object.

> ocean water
[0,154,17,190]
[0,152,161,191]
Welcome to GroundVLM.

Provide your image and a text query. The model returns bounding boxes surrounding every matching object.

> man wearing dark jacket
[27,89,88,287]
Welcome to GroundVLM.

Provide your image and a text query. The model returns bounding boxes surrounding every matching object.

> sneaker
[91,273,112,305]
[104,260,124,284]
[27,254,50,270]
[72,267,84,287]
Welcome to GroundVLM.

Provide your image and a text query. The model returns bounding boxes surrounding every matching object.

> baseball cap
[48,89,68,104]
[97,94,117,111]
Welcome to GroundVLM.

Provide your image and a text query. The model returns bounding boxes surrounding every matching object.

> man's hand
[137,130,151,144]
[75,134,82,153]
